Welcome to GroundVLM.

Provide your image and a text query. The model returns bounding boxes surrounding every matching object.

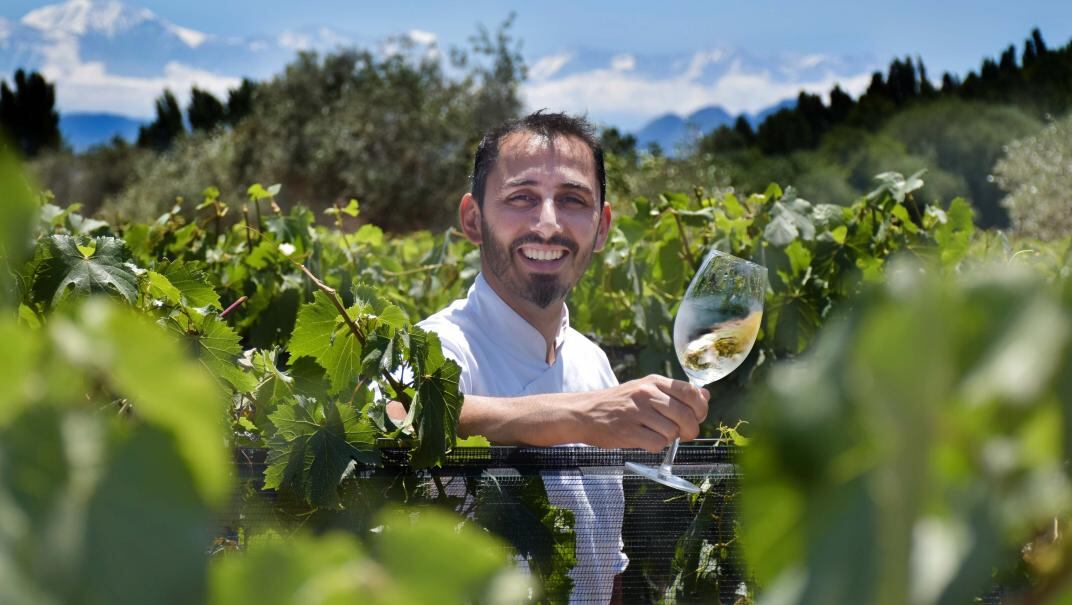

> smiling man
[417,111,710,603]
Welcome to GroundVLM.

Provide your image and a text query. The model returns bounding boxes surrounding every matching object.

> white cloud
[522,60,873,126]
[277,30,311,51]
[683,49,727,80]
[168,24,206,48]
[0,18,11,43]
[54,60,240,117]
[529,52,572,81]
[794,53,828,70]
[407,29,436,46]
[610,53,635,72]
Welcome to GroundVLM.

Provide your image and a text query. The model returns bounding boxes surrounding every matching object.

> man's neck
[481,273,564,365]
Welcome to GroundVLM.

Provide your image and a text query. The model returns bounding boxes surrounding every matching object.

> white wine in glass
[624,248,767,493]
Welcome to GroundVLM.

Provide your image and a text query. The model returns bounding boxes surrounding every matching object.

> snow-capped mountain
[2,0,879,150]
[525,46,875,133]
[0,0,368,117]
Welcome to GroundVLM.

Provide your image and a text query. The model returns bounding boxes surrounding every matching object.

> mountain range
[1,0,878,152]
[632,100,796,154]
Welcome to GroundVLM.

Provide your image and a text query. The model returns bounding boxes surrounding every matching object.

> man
[417,111,710,603]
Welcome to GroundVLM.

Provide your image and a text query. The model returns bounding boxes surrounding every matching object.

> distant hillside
[634,101,794,155]
[60,113,143,151]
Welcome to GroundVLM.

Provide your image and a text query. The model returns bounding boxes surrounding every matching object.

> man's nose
[533,198,560,236]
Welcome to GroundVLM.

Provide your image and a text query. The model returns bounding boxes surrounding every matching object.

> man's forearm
[458,392,589,446]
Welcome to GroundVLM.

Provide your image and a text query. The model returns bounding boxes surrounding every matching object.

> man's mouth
[517,245,569,268]
[519,246,567,261]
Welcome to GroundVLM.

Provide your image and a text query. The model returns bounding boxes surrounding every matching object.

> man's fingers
[629,426,672,454]
[656,378,709,422]
[640,411,678,443]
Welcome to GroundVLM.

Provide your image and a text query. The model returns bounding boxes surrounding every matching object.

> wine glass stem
[659,438,680,475]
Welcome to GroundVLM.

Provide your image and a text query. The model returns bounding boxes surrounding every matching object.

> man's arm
[457,375,710,453]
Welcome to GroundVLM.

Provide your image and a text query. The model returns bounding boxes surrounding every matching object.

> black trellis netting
[224,443,1016,604]
[228,441,747,604]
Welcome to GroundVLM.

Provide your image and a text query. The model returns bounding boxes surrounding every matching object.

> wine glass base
[624,461,701,493]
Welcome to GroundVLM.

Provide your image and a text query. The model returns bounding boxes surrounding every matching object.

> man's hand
[575,375,710,453]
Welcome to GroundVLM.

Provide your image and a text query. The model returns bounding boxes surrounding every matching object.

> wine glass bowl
[624,249,768,493]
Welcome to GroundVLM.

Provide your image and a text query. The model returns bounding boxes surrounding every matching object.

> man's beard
[480,216,594,309]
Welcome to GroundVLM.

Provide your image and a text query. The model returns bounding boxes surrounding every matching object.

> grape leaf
[264,397,378,508]
[161,261,221,309]
[289,292,364,395]
[186,318,256,393]
[145,271,181,305]
[409,358,462,468]
[934,197,974,266]
[32,235,138,306]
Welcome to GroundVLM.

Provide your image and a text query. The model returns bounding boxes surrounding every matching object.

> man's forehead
[493,131,596,182]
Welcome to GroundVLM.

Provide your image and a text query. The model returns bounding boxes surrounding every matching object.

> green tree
[993,112,1072,239]
[137,89,185,151]
[111,20,526,231]
[225,78,256,126]
[188,87,226,132]
[0,69,62,157]
[600,127,638,160]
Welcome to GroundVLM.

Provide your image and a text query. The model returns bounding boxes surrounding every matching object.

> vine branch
[294,261,366,348]
[671,210,696,267]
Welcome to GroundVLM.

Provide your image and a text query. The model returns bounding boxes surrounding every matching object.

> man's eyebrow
[559,181,594,194]
[503,178,538,188]
[502,178,594,195]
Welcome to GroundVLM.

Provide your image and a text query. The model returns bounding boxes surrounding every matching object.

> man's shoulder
[417,300,473,354]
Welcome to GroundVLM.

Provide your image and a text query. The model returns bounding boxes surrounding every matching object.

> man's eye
[508,193,535,203]
[563,196,586,206]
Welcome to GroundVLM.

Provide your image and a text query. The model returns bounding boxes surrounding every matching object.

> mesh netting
[229,441,745,604]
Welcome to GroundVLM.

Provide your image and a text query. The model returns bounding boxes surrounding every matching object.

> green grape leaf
[354,224,384,246]
[32,235,138,307]
[376,304,409,331]
[831,225,848,245]
[64,299,231,505]
[162,261,221,309]
[0,318,40,425]
[289,292,364,395]
[409,358,462,468]
[244,240,280,270]
[407,327,446,379]
[934,197,974,266]
[456,434,491,447]
[246,183,271,201]
[264,397,378,508]
[146,271,181,305]
[83,427,213,605]
[265,207,315,253]
[249,350,294,428]
[763,201,815,246]
[891,204,919,234]
[785,240,813,278]
[186,318,257,393]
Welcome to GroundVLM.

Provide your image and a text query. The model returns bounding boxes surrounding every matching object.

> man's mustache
[509,233,579,256]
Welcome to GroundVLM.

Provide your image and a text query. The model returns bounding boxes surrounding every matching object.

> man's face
[473,131,610,311]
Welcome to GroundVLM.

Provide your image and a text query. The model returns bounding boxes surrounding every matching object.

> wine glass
[624,248,767,493]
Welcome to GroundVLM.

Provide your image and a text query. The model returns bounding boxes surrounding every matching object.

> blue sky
[6,0,1069,77]
[3,0,1071,127]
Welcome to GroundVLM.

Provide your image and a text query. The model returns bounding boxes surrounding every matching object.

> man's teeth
[521,248,565,261]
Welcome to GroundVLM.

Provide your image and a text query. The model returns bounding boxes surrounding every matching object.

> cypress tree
[0,69,61,157]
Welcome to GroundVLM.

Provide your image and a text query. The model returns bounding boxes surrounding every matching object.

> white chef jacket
[419,272,628,604]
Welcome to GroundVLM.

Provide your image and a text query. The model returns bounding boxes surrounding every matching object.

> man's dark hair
[470,110,606,208]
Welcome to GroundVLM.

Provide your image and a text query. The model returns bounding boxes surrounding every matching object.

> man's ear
[593,199,612,252]
[459,193,483,245]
